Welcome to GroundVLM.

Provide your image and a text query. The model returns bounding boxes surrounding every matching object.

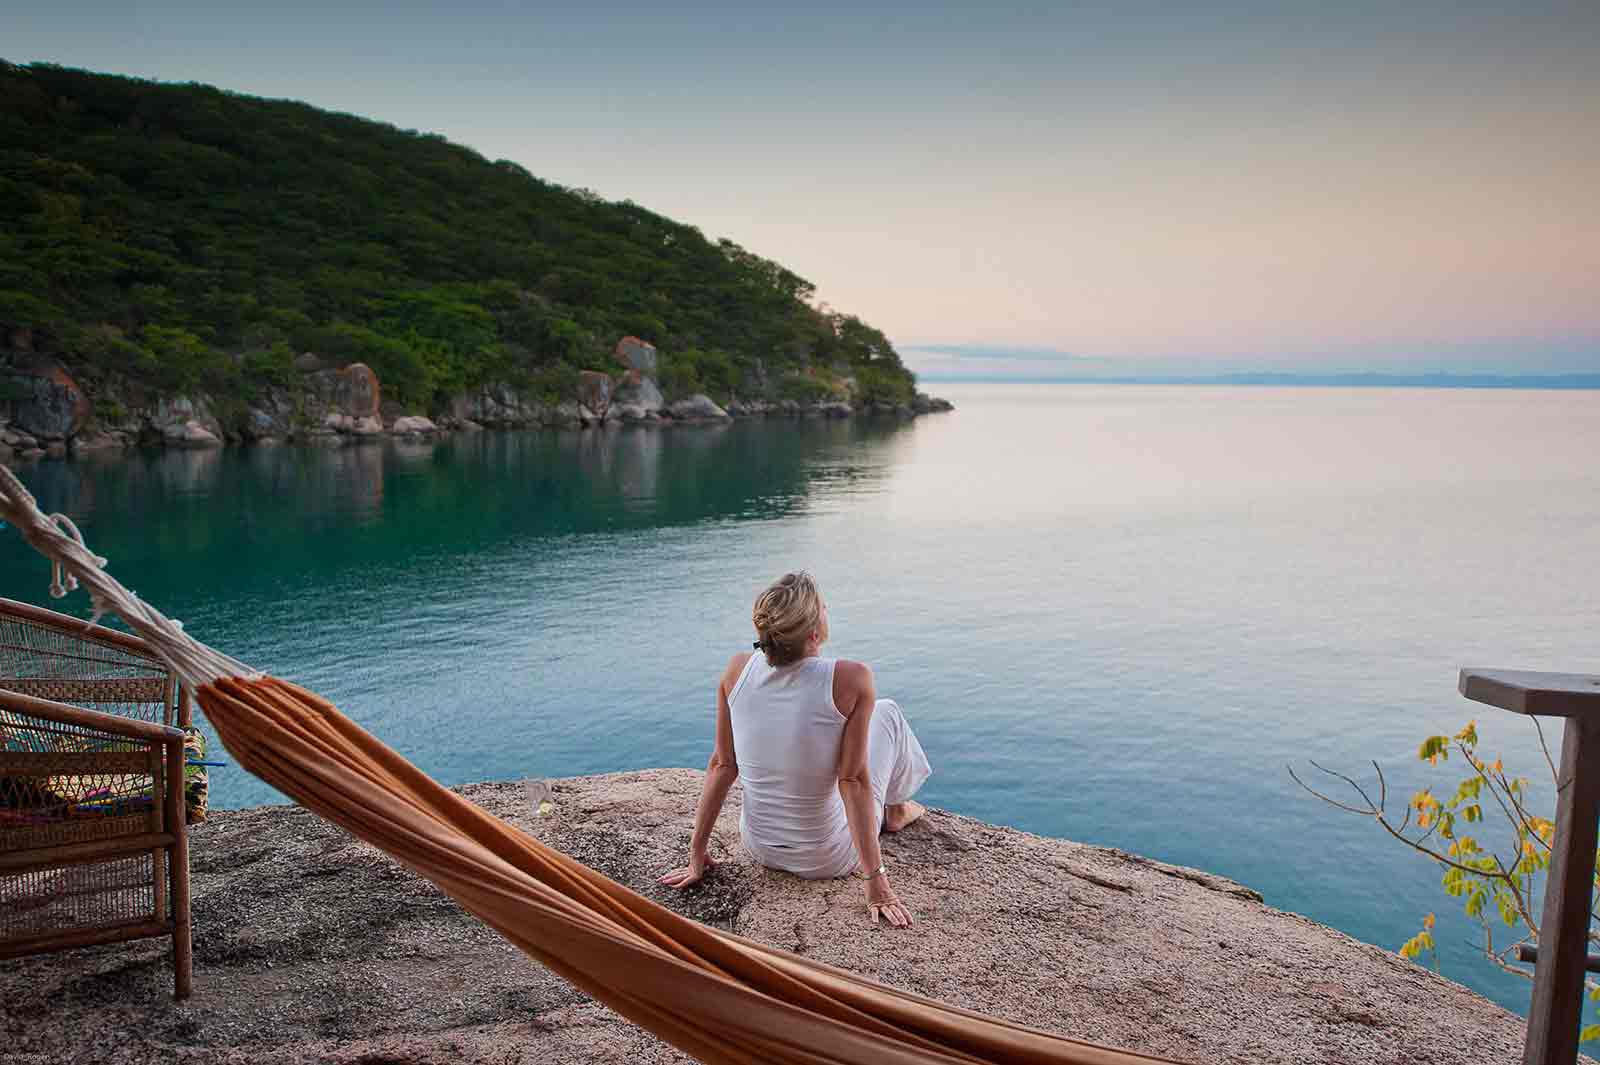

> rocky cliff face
[0,769,1535,1065]
[0,337,953,459]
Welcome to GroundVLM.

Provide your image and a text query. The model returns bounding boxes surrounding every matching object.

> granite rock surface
[0,769,1537,1064]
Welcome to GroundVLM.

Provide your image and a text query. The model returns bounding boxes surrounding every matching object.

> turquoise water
[3,383,1597,1015]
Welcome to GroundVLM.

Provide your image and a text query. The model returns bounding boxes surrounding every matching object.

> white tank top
[727,653,856,878]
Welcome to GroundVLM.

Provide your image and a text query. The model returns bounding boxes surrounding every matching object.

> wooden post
[1460,669,1600,1065]
[165,736,193,999]
[1524,716,1600,1065]
[150,744,167,926]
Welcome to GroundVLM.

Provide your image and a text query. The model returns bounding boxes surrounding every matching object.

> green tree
[0,61,919,415]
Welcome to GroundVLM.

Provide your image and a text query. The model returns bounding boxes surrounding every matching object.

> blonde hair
[752,571,822,667]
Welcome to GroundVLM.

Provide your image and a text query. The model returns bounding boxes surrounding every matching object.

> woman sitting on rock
[659,571,931,928]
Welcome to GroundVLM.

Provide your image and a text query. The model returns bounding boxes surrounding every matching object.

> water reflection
[0,419,914,624]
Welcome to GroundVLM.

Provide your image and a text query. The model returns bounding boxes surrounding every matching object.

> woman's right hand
[865,873,914,928]
[658,850,714,889]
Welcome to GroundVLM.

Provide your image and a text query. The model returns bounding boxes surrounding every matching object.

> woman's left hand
[865,873,914,928]
[658,850,714,889]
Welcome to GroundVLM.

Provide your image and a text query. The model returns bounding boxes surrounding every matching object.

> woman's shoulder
[829,658,875,714]
[831,657,873,682]
[720,650,757,690]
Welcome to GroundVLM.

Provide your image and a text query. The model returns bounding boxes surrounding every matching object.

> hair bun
[750,571,822,667]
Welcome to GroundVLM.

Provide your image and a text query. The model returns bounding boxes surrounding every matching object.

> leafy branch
[1291,720,1600,1040]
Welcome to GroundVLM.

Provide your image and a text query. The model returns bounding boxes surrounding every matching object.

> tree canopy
[0,61,917,412]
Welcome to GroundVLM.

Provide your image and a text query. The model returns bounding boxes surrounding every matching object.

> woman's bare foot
[882,800,926,833]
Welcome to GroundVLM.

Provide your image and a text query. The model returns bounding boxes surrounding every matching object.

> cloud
[899,344,1096,362]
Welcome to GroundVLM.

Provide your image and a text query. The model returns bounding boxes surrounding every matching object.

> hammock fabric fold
[0,466,1178,1065]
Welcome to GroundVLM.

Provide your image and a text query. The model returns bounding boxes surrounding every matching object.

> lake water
[3,383,1597,1016]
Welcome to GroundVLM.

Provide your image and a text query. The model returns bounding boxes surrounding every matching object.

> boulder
[0,442,11,460]
[614,336,658,374]
[323,412,352,433]
[293,352,325,373]
[304,364,383,421]
[336,363,381,420]
[911,393,933,414]
[818,401,853,418]
[245,407,286,441]
[349,415,383,437]
[667,394,729,421]
[577,371,612,419]
[18,446,44,460]
[3,360,90,440]
[450,384,544,427]
[390,415,439,436]
[70,432,125,453]
[150,396,224,447]
[613,403,647,422]
[44,441,66,458]
[164,419,222,448]
[612,371,664,413]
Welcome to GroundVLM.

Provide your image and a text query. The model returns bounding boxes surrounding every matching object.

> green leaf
[1419,736,1449,762]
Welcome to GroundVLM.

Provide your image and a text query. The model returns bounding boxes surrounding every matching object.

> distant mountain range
[917,372,1600,390]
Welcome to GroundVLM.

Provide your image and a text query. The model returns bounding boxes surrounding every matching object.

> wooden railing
[1460,668,1600,1065]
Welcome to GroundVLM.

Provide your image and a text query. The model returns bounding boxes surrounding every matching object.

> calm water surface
[4,383,1597,1015]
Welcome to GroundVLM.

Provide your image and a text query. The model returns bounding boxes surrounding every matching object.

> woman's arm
[659,652,747,889]
[834,660,913,927]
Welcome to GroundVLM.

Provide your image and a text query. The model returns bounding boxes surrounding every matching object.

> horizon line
[913,371,1600,391]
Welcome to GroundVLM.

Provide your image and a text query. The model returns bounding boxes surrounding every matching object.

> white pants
[866,698,932,827]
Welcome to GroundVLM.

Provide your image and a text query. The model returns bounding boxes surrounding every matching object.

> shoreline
[0,400,954,465]
[0,350,955,461]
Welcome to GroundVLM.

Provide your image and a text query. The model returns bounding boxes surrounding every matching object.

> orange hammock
[0,466,1174,1065]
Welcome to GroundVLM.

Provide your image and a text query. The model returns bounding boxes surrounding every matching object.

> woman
[659,572,932,928]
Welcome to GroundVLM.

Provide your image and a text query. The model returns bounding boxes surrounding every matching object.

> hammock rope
[0,465,1174,1065]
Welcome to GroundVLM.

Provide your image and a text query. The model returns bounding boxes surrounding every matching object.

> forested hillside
[0,61,916,418]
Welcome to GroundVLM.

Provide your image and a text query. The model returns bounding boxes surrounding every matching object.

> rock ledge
[0,769,1531,1064]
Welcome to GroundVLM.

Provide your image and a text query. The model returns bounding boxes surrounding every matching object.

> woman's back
[727,653,856,878]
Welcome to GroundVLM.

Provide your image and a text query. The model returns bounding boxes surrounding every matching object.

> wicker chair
[0,597,193,997]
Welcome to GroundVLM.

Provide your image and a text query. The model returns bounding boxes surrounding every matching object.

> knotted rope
[0,464,1167,1065]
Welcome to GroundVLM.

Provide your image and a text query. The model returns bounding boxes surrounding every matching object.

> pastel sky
[4,1,1597,377]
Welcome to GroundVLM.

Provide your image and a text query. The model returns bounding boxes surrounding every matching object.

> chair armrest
[0,597,162,660]
[1,688,184,745]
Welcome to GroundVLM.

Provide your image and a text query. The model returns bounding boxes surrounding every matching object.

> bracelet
[858,864,887,881]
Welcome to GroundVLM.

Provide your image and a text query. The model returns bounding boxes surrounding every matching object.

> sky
[3,1,1597,379]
